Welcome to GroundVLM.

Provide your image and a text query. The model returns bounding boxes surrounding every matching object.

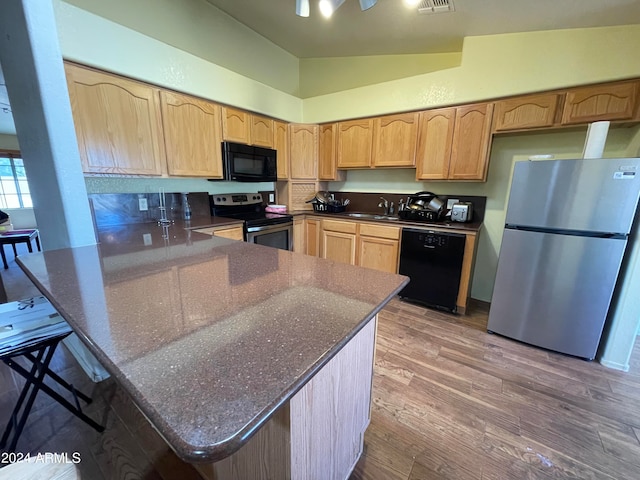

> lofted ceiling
[2,0,640,136]
[204,0,640,58]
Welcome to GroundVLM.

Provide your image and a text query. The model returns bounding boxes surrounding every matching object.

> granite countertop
[17,223,408,464]
[290,210,483,233]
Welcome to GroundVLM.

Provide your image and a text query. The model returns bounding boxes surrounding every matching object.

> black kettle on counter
[399,192,445,221]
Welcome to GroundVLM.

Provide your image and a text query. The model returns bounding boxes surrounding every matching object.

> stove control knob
[216,197,221,202]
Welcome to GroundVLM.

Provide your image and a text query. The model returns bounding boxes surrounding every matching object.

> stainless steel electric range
[209,193,293,251]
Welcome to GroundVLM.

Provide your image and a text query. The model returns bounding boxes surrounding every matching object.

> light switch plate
[138,198,148,211]
[142,233,152,246]
[269,193,275,203]
[447,198,459,209]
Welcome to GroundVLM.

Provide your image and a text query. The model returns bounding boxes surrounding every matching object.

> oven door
[246,222,293,251]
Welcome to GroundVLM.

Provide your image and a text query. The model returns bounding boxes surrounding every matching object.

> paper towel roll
[582,121,610,159]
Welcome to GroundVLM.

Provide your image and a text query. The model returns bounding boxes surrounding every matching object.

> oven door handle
[246,222,293,234]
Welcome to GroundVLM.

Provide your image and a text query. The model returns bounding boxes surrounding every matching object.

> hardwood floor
[1,248,640,479]
[351,298,640,480]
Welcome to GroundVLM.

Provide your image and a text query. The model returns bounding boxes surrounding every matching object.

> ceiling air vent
[418,0,454,14]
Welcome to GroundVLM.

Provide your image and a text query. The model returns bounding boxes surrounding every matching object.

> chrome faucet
[378,196,394,215]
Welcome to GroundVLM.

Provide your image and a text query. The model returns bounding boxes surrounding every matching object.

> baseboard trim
[599,359,630,372]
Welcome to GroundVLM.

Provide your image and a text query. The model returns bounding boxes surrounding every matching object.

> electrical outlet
[138,198,148,211]
[269,193,275,203]
[447,198,459,209]
[142,233,152,246]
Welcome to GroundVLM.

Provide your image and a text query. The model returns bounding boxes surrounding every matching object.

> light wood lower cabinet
[293,217,321,255]
[193,226,244,241]
[195,316,377,480]
[321,220,357,265]
[357,224,400,274]
[305,218,320,256]
[320,219,400,275]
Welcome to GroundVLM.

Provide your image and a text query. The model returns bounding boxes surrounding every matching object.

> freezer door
[487,229,627,359]
[506,158,640,234]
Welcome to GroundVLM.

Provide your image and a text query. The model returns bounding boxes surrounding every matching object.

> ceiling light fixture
[296,0,310,17]
[319,0,346,18]
[296,0,377,17]
[403,0,421,6]
[359,0,377,10]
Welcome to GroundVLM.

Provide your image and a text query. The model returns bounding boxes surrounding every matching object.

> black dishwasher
[398,228,466,312]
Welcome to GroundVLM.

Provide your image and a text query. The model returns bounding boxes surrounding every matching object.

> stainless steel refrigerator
[487,157,640,359]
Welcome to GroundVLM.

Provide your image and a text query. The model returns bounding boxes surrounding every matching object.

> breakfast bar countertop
[16,223,408,464]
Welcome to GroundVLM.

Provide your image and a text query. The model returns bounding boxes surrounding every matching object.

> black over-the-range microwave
[212,141,278,182]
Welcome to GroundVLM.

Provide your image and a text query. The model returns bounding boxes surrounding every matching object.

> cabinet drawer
[193,226,244,240]
[359,223,400,240]
[322,219,357,234]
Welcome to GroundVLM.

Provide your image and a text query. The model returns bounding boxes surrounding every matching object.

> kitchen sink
[344,213,399,221]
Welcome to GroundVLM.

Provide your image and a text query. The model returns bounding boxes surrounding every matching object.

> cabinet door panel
[274,120,289,179]
[290,124,319,179]
[251,115,274,147]
[321,231,356,265]
[493,94,561,132]
[222,107,251,143]
[562,81,638,125]
[214,227,244,241]
[306,218,320,256]
[337,120,374,168]
[160,91,223,177]
[358,236,399,274]
[449,103,494,181]
[416,108,455,180]
[319,124,338,180]
[372,113,418,167]
[65,64,165,175]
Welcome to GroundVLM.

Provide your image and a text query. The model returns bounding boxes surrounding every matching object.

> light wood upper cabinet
[372,113,419,167]
[318,123,345,180]
[251,114,274,148]
[289,124,319,179]
[274,120,289,179]
[160,91,223,178]
[449,103,494,180]
[416,103,493,181]
[222,106,251,143]
[337,119,374,168]
[416,108,455,180]
[65,63,165,175]
[561,81,639,125]
[492,93,562,132]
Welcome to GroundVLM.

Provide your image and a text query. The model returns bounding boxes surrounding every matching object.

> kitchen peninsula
[16,223,408,479]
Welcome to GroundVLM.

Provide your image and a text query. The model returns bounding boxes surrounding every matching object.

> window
[0,152,32,208]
